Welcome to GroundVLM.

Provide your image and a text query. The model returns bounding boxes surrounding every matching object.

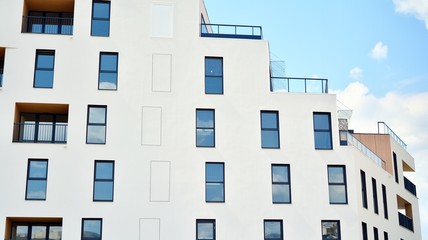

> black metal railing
[270,77,328,93]
[404,176,417,196]
[201,23,262,40]
[398,212,414,231]
[13,123,67,143]
[22,16,73,35]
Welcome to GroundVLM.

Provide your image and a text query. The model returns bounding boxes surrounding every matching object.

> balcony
[378,121,407,149]
[270,77,328,93]
[398,212,414,232]
[345,132,386,170]
[13,122,67,143]
[404,176,417,196]
[201,23,263,40]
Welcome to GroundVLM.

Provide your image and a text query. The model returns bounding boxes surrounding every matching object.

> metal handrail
[22,16,73,35]
[201,23,262,40]
[377,122,407,149]
[346,132,386,170]
[270,77,328,93]
[13,122,68,143]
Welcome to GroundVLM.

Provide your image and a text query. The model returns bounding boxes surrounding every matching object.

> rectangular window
[383,231,389,240]
[26,159,48,200]
[361,170,368,209]
[272,164,291,203]
[9,219,62,240]
[93,160,114,201]
[372,178,379,214]
[196,109,215,147]
[91,1,110,36]
[34,50,55,88]
[264,220,283,240]
[322,220,341,240]
[373,227,379,240]
[328,165,348,204]
[393,152,399,183]
[86,105,107,144]
[98,52,118,90]
[313,112,332,149]
[196,219,215,240]
[82,218,102,240]
[205,57,223,94]
[362,222,368,240]
[382,184,388,219]
[261,111,280,148]
[205,162,224,202]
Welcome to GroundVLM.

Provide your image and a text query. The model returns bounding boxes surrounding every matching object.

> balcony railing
[13,123,67,143]
[270,77,328,93]
[346,132,386,170]
[398,212,414,232]
[404,176,417,196]
[201,23,262,40]
[0,67,3,87]
[22,16,73,35]
[378,121,407,149]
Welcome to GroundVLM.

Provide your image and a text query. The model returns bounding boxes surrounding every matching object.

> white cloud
[349,67,363,81]
[370,42,388,60]
[336,81,428,238]
[393,0,428,29]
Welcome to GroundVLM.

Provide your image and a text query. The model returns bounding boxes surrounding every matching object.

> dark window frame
[205,162,225,203]
[374,227,379,240]
[93,160,115,202]
[263,219,284,240]
[271,164,291,204]
[81,218,102,240]
[98,52,118,90]
[25,159,48,200]
[260,110,280,149]
[86,105,107,144]
[313,112,333,150]
[204,57,223,94]
[372,177,379,214]
[196,219,215,240]
[327,165,348,204]
[393,152,399,183]
[382,184,388,219]
[362,222,368,240]
[25,11,74,35]
[11,221,62,240]
[361,170,368,209]
[17,112,68,143]
[91,1,111,37]
[383,231,389,240]
[196,109,215,147]
[33,50,55,88]
[321,220,341,240]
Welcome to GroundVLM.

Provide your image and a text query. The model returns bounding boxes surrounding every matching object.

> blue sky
[205,0,428,238]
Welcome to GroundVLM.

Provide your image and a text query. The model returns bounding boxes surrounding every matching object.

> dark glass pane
[92,20,110,36]
[37,54,54,68]
[100,54,117,71]
[328,167,344,183]
[89,107,106,124]
[99,72,117,89]
[264,221,281,238]
[96,162,113,179]
[272,166,288,183]
[87,126,106,143]
[196,110,214,128]
[83,220,101,238]
[322,221,339,240]
[34,70,54,88]
[329,185,347,203]
[206,163,223,182]
[94,181,113,200]
[196,129,214,147]
[261,112,278,129]
[29,161,47,178]
[205,58,222,76]
[314,114,330,130]
[15,226,28,240]
[49,226,62,240]
[261,130,279,148]
[93,2,110,18]
[205,76,223,94]
[197,222,214,240]
[272,184,290,203]
[27,180,47,199]
[206,183,224,202]
[315,132,332,149]
[31,226,47,240]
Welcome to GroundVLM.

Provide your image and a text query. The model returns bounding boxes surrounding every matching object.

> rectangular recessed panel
[152,54,172,92]
[139,218,160,240]
[151,4,174,38]
[150,161,171,202]
[142,107,162,146]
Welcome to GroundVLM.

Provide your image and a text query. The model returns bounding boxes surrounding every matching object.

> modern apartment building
[0,0,421,239]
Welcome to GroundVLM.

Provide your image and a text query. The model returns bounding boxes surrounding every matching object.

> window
[322,220,341,240]
[205,57,223,94]
[196,219,215,240]
[382,184,388,219]
[372,178,379,214]
[383,231,389,240]
[264,220,283,240]
[272,164,291,203]
[93,161,114,201]
[26,159,48,200]
[261,111,280,148]
[86,105,107,144]
[361,170,368,209]
[15,113,68,143]
[98,52,118,90]
[328,165,348,204]
[91,1,110,36]
[0,48,4,87]
[196,109,215,147]
[24,11,74,35]
[362,222,368,240]
[373,227,379,240]
[313,112,332,149]
[34,50,55,88]
[82,218,102,240]
[8,218,62,240]
[205,163,224,202]
[393,152,399,183]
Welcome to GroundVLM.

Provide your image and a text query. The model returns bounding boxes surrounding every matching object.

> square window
[196,219,215,240]
[322,220,341,240]
[82,218,102,240]
[93,161,114,201]
[264,220,283,240]
[205,57,223,94]
[313,112,332,149]
[261,111,280,148]
[206,163,224,202]
[196,109,215,147]
[328,165,348,204]
[98,52,118,90]
[272,164,291,203]
[86,105,107,144]
[26,159,48,200]
[34,50,55,88]
[91,1,110,36]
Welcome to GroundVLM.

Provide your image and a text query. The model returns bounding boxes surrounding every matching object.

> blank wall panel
[152,54,172,92]
[151,4,174,38]
[142,107,162,146]
[150,161,171,202]
[139,218,160,240]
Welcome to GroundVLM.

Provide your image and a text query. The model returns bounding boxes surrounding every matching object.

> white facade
[0,0,421,239]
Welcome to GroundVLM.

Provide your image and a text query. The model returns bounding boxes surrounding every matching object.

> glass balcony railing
[270,77,328,93]
[22,16,73,35]
[13,123,68,143]
[378,121,407,149]
[201,23,262,40]
[398,212,414,232]
[345,132,386,170]
[404,176,417,196]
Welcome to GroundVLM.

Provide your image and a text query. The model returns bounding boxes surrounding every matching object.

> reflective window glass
[206,163,224,202]
[205,57,223,94]
[196,109,215,147]
[261,111,279,148]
